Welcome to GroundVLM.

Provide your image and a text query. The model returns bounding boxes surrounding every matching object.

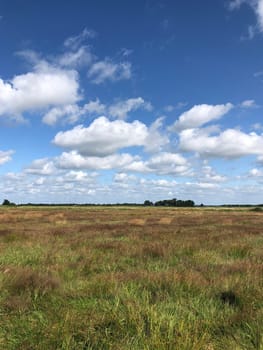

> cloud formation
[53,117,149,156]
[0,65,80,121]
[64,28,96,49]
[0,150,14,165]
[88,60,131,84]
[109,97,152,119]
[171,103,233,131]
[229,0,263,36]
[179,127,263,158]
[57,151,136,170]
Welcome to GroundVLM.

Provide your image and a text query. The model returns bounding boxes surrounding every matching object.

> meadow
[0,206,262,349]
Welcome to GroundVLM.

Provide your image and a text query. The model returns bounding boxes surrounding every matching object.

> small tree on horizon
[2,199,15,206]
[144,200,153,206]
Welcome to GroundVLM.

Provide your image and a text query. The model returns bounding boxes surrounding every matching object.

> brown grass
[4,267,60,295]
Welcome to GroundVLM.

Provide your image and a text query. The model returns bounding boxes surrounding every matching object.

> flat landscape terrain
[0,206,262,349]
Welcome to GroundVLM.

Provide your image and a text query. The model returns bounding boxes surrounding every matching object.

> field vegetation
[0,206,262,349]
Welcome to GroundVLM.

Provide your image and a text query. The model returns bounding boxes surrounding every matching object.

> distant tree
[2,199,15,206]
[154,198,195,207]
[144,200,153,206]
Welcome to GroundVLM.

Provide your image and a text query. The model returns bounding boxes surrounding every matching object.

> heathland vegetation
[0,206,262,349]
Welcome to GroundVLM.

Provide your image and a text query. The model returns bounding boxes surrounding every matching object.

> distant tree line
[144,198,195,207]
[2,198,263,208]
[1,198,195,207]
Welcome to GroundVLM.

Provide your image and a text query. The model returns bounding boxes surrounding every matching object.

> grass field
[0,206,262,349]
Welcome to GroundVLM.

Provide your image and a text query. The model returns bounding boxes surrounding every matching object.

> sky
[0,0,263,205]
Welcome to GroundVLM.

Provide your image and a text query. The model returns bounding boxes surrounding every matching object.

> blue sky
[1,0,263,204]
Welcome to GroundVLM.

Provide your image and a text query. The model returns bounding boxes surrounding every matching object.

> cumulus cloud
[56,151,136,170]
[0,150,14,165]
[179,127,263,158]
[56,170,97,183]
[88,60,131,84]
[145,117,169,153]
[171,103,233,131]
[84,99,106,115]
[114,173,137,183]
[124,152,190,176]
[43,97,152,125]
[42,99,106,125]
[147,152,189,175]
[24,158,56,175]
[42,104,83,125]
[53,115,169,156]
[53,116,149,156]
[109,97,152,119]
[200,164,227,182]
[0,65,80,121]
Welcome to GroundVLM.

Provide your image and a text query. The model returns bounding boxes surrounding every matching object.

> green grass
[0,207,262,349]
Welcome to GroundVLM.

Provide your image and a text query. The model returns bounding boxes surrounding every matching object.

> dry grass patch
[3,267,60,295]
[128,218,146,226]
[159,217,173,224]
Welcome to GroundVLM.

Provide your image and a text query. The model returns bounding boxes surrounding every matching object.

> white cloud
[58,46,94,68]
[252,123,263,130]
[120,48,133,57]
[114,173,137,183]
[124,160,150,173]
[0,150,14,165]
[42,99,106,125]
[249,168,263,177]
[229,0,263,35]
[25,158,56,175]
[200,164,227,182]
[256,0,263,31]
[43,97,153,125]
[257,154,263,163]
[57,170,97,183]
[64,28,96,50]
[164,102,187,113]
[0,65,80,121]
[147,152,189,175]
[53,116,149,156]
[109,97,152,119]
[34,177,46,186]
[88,60,131,84]
[179,127,263,158]
[42,104,83,125]
[240,99,257,108]
[56,151,136,170]
[171,103,233,131]
[84,99,106,114]
[145,117,169,153]
[124,152,190,176]
[186,182,220,189]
